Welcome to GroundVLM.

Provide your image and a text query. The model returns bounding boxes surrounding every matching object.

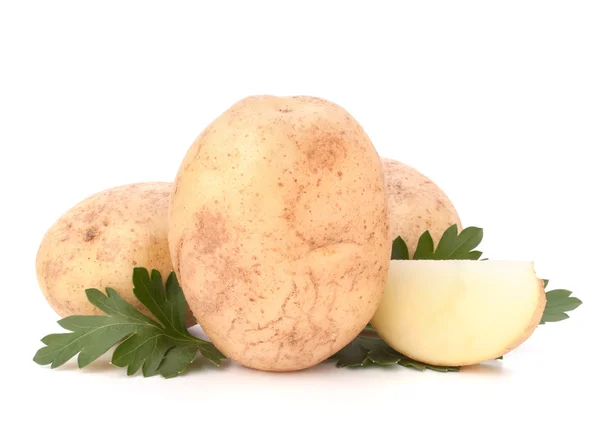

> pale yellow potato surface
[36,182,195,325]
[382,158,461,255]
[371,260,546,366]
[169,95,390,372]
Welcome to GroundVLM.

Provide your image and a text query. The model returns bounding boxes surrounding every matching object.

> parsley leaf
[394,224,484,261]
[332,333,458,372]
[34,268,225,378]
[391,236,409,260]
[432,224,483,260]
[540,280,582,324]
[412,231,435,259]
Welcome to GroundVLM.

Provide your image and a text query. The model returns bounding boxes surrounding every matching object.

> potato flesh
[370,260,545,366]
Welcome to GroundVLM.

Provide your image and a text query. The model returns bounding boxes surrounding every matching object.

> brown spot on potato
[193,209,229,254]
[44,258,63,283]
[84,227,99,242]
[305,133,347,173]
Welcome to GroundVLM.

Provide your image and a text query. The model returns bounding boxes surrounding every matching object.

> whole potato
[169,95,390,372]
[36,182,195,325]
[382,158,461,255]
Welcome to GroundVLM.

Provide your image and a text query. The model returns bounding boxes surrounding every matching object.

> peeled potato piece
[370,260,546,366]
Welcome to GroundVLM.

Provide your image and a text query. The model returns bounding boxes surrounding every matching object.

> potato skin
[169,95,390,371]
[382,158,461,255]
[36,182,194,324]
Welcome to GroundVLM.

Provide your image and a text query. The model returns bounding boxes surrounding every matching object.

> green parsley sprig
[540,279,582,323]
[33,268,225,378]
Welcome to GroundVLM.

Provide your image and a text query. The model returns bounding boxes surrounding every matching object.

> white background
[1,1,598,428]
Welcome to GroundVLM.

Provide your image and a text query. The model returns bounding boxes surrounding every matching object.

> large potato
[382,158,461,255]
[36,182,195,325]
[169,95,390,372]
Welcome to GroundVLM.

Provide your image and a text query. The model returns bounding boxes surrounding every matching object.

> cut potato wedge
[370,260,546,366]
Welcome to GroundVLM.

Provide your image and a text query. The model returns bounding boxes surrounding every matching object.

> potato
[371,260,546,366]
[382,158,461,255]
[36,182,195,325]
[169,95,390,372]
